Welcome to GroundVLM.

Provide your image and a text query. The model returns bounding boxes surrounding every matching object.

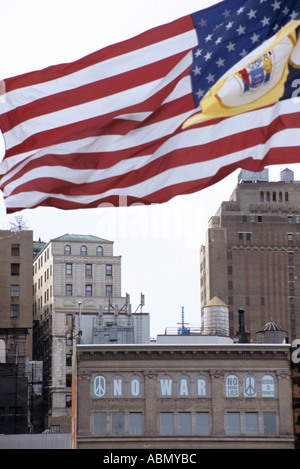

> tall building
[0,228,33,363]
[200,168,300,341]
[32,233,130,432]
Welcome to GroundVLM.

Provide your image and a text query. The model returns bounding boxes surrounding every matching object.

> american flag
[0,0,300,213]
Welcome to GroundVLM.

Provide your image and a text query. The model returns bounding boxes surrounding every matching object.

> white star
[283,6,289,16]
[290,10,298,21]
[216,57,225,68]
[194,48,202,58]
[226,41,236,52]
[260,0,267,3]
[271,1,281,10]
[222,9,231,19]
[250,33,260,44]
[205,34,213,42]
[199,18,207,27]
[261,16,270,26]
[239,49,248,58]
[204,52,212,61]
[192,65,202,76]
[196,88,205,99]
[236,25,246,35]
[247,9,257,19]
[206,73,215,83]
[225,21,234,30]
[215,36,222,45]
[237,6,245,14]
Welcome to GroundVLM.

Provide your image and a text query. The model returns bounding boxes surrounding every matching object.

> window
[196,412,210,435]
[177,375,191,397]
[85,264,92,276]
[178,412,192,435]
[261,375,275,397]
[129,413,143,436]
[106,264,112,276]
[66,374,72,387]
[10,264,20,275]
[66,263,72,275]
[85,284,92,296]
[64,245,71,255]
[106,285,112,297]
[243,375,257,397]
[111,375,124,397]
[160,412,174,435]
[160,375,173,397]
[11,285,20,297]
[111,412,125,436]
[66,333,72,346]
[94,412,107,436]
[258,216,262,223]
[66,284,72,296]
[10,304,19,318]
[80,245,87,256]
[245,412,258,435]
[225,374,239,397]
[66,354,72,367]
[66,395,72,408]
[97,246,103,256]
[94,375,106,397]
[226,412,240,435]
[129,375,142,397]
[11,244,20,256]
[196,375,208,397]
[263,412,277,436]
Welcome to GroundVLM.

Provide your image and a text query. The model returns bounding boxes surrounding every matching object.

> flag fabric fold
[1,0,300,213]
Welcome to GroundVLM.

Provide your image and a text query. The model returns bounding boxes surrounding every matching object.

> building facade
[33,233,128,432]
[200,168,300,341]
[74,342,294,449]
[0,229,33,363]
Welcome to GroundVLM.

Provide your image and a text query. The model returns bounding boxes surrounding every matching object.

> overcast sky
[0,0,299,338]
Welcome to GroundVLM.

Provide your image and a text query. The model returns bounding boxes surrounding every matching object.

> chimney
[237,309,250,343]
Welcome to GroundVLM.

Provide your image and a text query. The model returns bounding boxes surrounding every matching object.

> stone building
[73,341,294,449]
[0,228,33,363]
[200,168,300,341]
[33,233,129,432]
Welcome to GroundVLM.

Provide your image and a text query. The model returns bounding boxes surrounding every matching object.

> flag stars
[216,57,225,68]
[271,0,281,9]
[196,88,205,100]
[204,51,212,61]
[222,9,231,19]
[237,6,245,14]
[225,21,234,30]
[205,33,213,42]
[247,9,257,19]
[215,36,222,45]
[239,49,248,58]
[226,41,235,52]
[261,16,270,26]
[194,48,202,58]
[192,65,202,76]
[206,73,215,83]
[236,24,246,35]
[250,32,260,44]
[198,18,207,27]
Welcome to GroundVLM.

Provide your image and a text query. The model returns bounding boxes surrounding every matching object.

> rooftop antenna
[177,306,190,335]
[9,215,29,232]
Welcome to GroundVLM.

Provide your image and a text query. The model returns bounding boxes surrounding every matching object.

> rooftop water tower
[202,296,229,337]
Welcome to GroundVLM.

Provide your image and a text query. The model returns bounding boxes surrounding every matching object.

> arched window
[111,375,124,397]
[225,374,239,397]
[129,375,142,397]
[97,246,103,256]
[243,375,257,397]
[64,245,71,255]
[196,375,209,397]
[177,375,191,397]
[261,374,275,397]
[94,375,106,397]
[159,374,173,397]
[80,245,87,256]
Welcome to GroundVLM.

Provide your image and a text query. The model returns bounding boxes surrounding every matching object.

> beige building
[0,228,33,363]
[200,168,300,341]
[73,340,294,449]
[33,233,127,432]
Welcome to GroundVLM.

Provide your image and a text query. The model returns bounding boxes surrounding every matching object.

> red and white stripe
[0,13,300,212]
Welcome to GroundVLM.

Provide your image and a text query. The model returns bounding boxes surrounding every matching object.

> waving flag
[1,0,300,213]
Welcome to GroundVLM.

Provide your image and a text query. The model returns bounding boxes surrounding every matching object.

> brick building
[73,341,294,449]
